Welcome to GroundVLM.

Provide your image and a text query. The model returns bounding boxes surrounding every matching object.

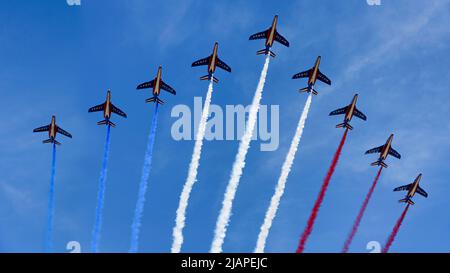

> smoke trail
[342,167,383,253]
[44,143,57,253]
[255,93,313,253]
[129,103,160,253]
[382,204,410,253]
[91,124,112,253]
[211,55,271,253]
[172,78,214,253]
[296,128,349,253]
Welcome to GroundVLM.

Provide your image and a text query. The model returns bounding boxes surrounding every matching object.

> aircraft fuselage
[407,174,422,199]
[344,94,358,122]
[380,134,394,161]
[208,43,219,75]
[153,66,163,97]
[265,15,278,48]
[49,116,57,139]
[308,56,321,86]
[104,90,112,119]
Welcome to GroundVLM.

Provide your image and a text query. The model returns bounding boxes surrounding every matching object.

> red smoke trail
[342,167,383,253]
[296,129,349,253]
[382,204,410,253]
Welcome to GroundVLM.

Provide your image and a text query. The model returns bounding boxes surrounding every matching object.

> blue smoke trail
[91,124,112,253]
[129,103,160,253]
[44,143,57,252]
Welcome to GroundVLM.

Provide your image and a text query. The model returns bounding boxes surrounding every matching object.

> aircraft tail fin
[200,75,218,83]
[145,97,164,105]
[299,86,318,95]
[371,160,388,168]
[336,122,353,130]
[43,139,61,145]
[97,119,116,127]
[256,49,276,58]
[399,198,414,205]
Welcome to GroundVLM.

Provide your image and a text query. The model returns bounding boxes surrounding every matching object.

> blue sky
[0,0,449,253]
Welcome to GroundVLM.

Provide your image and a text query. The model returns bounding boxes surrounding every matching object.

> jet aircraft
[137,66,176,105]
[33,116,72,145]
[329,94,367,130]
[249,15,289,57]
[292,56,331,95]
[191,42,231,83]
[365,134,401,168]
[88,89,127,127]
[394,174,428,205]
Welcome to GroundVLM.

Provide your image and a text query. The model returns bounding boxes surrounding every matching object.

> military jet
[329,94,367,130]
[137,66,176,105]
[365,134,401,168]
[88,89,127,127]
[191,42,231,83]
[249,15,289,57]
[33,115,72,145]
[394,174,428,205]
[292,56,331,95]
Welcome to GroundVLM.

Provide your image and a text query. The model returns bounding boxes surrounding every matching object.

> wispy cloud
[340,0,449,84]
[0,180,39,214]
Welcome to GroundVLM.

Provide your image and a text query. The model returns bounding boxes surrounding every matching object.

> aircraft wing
[88,103,105,113]
[33,125,50,133]
[388,147,401,159]
[216,57,232,72]
[329,106,348,116]
[354,108,367,121]
[249,30,268,40]
[292,69,311,79]
[161,80,176,95]
[274,31,289,47]
[317,70,331,85]
[57,127,72,138]
[192,56,210,67]
[111,104,127,118]
[137,79,155,90]
[416,186,428,198]
[365,145,383,154]
[394,183,412,192]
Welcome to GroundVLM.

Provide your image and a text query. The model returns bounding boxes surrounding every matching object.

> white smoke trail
[210,55,271,253]
[254,93,313,253]
[171,78,214,253]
